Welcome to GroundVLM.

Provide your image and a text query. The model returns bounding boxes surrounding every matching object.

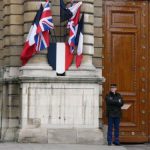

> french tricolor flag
[20,4,43,65]
[47,43,73,75]
[75,14,84,68]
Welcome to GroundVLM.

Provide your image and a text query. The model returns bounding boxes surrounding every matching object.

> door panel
[103,0,149,143]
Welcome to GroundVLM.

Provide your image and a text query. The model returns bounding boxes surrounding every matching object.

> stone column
[51,0,63,42]
[3,0,23,78]
[0,0,23,141]
[93,0,103,129]
[21,0,97,78]
[65,0,98,77]
[82,0,95,69]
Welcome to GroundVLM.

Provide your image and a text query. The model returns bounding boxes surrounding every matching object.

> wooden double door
[103,0,150,143]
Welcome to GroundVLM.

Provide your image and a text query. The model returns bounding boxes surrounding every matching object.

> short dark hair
[110,84,117,88]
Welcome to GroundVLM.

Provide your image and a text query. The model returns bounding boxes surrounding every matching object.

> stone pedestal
[18,76,104,144]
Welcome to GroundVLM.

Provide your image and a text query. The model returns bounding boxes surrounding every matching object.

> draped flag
[67,21,77,53]
[36,1,54,51]
[67,2,82,53]
[75,14,84,68]
[60,0,73,22]
[20,1,54,65]
[68,1,82,23]
[47,43,73,75]
[20,4,43,65]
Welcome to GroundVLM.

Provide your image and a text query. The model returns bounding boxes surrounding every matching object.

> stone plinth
[18,76,104,144]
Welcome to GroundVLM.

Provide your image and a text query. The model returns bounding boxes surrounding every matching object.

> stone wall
[93,0,103,127]
[93,0,103,69]
[0,0,24,141]
[3,0,23,67]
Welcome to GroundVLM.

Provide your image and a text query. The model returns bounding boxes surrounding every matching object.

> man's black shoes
[113,142,121,146]
[107,141,121,146]
[107,142,112,146]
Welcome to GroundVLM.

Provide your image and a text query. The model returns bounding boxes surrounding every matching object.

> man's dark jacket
[105,92,124,118]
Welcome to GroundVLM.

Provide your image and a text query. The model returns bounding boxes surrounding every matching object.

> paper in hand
[121,104,131,110]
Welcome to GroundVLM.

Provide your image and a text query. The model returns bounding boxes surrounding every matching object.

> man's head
[110,84,117,93]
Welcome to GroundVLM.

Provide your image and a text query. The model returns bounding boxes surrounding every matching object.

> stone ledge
[1,76,103,84]
[18,128,104,144]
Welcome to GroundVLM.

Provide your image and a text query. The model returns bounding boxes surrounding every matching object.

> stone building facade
[0,0,104,143]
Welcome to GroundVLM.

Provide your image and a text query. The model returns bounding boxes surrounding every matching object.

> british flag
[37,1,54,33]
[35,31,50,51]
[35,1,54,51]
[68,21,78,53]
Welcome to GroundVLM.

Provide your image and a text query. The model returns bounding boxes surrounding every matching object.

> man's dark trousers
[107,117,120,144]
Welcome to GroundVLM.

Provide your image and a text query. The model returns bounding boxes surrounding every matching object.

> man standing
[105,84,124,146]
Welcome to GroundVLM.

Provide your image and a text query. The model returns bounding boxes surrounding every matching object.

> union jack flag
[35,1,54,51]
[67,21,78,53]
[35,31,50,51]
[67,2,82,53]
[37,1,54,33]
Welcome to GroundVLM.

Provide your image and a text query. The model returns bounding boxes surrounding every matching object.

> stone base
[18,128,104,144]
[18,128,48,143]
[1,128,18,142]
[17,76,104,144]
[48,128,104,144]
[17,57,104,144]
[20,64,56,78]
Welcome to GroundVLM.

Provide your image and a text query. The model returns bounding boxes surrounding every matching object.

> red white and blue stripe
[67,2,82,53]
[48,43,73,75]
[20,1,55,65]
[67,21,78,53]
[20,4,44,65]
[75,14,84,68]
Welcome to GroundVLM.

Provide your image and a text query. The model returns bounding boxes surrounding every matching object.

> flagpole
[53,30,57,42]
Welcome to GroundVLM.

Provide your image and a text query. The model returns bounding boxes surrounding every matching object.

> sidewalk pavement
[0,143,127,150]
[124,144,150,150]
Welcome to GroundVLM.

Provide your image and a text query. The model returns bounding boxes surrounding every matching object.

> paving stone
[0,143,127,150]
